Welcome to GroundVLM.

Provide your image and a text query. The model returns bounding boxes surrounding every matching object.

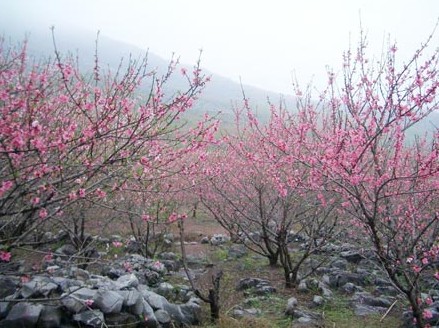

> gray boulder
[285,297,298,315]
[38,306,63,328]
[61,287,97,313]
[1,302,43,328]
[72,310,104,327]
[116,273,139,289]
[94,290,124,314]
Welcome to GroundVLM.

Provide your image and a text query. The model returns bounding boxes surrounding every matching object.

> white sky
[1,0,439,94]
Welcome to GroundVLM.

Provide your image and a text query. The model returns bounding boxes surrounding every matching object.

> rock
[38,306,63,328]
[354,304,387,316]
[155,309,171,327]
[227,245,247,259]
[156,282,175,299]
[313,295,325,306]
[1,302,43,328]
[117,274,139,289]
[285,297,298,315]
[20,276,58,298]
[0,277,18,298]
[318,282,333,298]
[160,260,179,272]
[158,252,178,261]
[117,289,142,307]
[140,299,158,327]
[298,280,308,293]
[139,288,169,310]
[237,277,276,295]
[328,271,369,288]
[210,234,230,246]
[55,244,76,256]
[352,292,393,308]
[340,250,364,264]
[94,290,124,314]
[341,282,363,294]
[200,236,210,244]
[73,310,104,327]
[61,287,97,313]
[178,298,202,325]
[331,259,349,270]
[236,278,270,291]
[0,300,10,319]
[105,312,139,327]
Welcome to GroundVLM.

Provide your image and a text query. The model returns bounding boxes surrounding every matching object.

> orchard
[0,30,438,328]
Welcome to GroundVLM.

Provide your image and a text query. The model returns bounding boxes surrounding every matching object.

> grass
[321,293,402,328]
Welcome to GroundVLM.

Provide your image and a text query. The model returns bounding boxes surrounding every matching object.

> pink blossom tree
[200,101,340,287]
[0,36,217,260]
[284,33,439,327]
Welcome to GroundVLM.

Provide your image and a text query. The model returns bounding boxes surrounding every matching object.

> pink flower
[123,261,133,273]
[84,299,94,307]
[32,197,40,205]
[413,265,422,273]
[422,257,429,265]
[0,180,13,197]
[20,275,30,284]
[423,309,433,320]
[43,252,53,262]
[168,212,178,223]
[78,189,86,198]
[406,257,414,264]
[142,214,152,222]
[39,208,48,219]
[112,241,123,248]
[152,260,164,271]
[0,251,11,262]
[425,297,433,306]
[95,188,106,199]
[181,68,187,75]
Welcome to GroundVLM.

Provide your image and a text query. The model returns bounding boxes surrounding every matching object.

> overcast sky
[1,0,439,94]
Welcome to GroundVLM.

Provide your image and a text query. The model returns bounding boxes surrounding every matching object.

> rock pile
[0,254,200,328]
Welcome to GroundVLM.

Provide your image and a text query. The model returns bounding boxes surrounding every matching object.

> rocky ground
[0,218,438,327]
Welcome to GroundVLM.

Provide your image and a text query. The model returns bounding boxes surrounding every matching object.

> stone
[0,277,18,298]
[156,282,175,299]
[38,306,63,328]
[328,271,369,288]
[155,309,171,327]
[200,236,209,244]
[138,288,169,310]
[1,302,43,328]
[352,292,393,308]
[354,304,386,316]
[285,297,298,315]
[117,274,139,289]
[227,245,247,259]
[331,259,349,270]
[236,277,270,291]
[105,312,139,327]
[55,244,76,256]
[61,287,97,313]
[298,280,308,293]
[117,289,142,307]
[72,310,104,327]
[179,297,202,325]
[313,295,325,306]
[340,250,364,264]
[94,290,124,314]
[140,299,158,327]
[341,282,363,294]
[210,234,230,246]
[21,276,58,298]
